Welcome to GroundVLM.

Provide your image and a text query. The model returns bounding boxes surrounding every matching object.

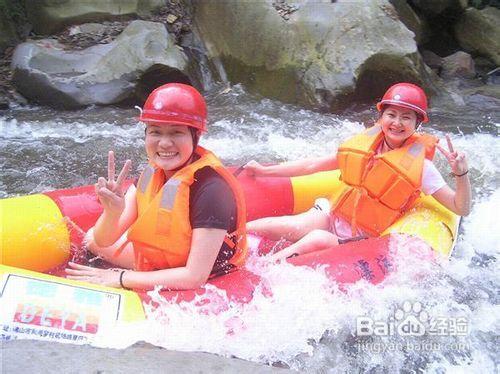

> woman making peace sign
[66,84,247,290]
[244,83,472,261]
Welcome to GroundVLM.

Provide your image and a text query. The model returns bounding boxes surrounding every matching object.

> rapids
[1,84,498,372]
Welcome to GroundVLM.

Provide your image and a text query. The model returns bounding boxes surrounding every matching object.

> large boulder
[455,6,500,65]
[11,20,188,108]
[24,0,166,35]
[441,51,476,79]
[194,0,435,111]
[421,50,444,72]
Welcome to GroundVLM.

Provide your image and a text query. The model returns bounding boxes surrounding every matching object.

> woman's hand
[243,160,266,177]
[95,151,132,216]
[65,262,124,288]
[436,134,468,176]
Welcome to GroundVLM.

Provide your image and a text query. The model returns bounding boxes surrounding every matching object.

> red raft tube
[0,170,459,336]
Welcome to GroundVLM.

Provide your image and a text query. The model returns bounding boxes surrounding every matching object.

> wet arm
[93,185,138,247]
[432,174,471,216]
[257,154,338,177]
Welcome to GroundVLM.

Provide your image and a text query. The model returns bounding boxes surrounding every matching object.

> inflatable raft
[0,170,459,343]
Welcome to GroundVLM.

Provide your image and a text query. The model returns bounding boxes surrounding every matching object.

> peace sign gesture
[436,134,468,177]
[95,151,132,216]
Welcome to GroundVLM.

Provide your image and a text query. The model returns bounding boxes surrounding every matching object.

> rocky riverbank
[0,1,499,118]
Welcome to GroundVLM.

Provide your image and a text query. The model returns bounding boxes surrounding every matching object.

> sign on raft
[0,274,122,343]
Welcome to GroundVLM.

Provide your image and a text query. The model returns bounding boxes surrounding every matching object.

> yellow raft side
[291,170,344,214]
[383,195,459,258]
[0,264,146,323]
[0,194,71,271]
[290,170,459,257]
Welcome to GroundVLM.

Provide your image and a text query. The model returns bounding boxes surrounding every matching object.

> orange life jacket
[330,125,437,236]
[126,146,247,271]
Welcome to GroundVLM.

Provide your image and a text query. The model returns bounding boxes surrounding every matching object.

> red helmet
[139,83,207,131]
[376,83,429,123]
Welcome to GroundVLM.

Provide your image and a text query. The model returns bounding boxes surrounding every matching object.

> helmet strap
[383,130,415,151]
[189,127,200,149]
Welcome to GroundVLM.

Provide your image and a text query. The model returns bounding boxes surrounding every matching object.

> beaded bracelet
[119,270,130,290]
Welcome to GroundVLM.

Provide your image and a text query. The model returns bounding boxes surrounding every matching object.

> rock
[411,0,467,16]
[58,21,128,50]
[68,23,109,36]
[461,84,500,109]
[194,0,435,112]
[389,0,429,45]
[485,67,500,85]
[24,0,166,35]
[10,90,29,106]
[454,6,500,65]
[0,92,9,110]
[2,340,288,374]
[441,51,476,79]
[421,50,444,71]
[11,20,188,109]
[462,84,500,100]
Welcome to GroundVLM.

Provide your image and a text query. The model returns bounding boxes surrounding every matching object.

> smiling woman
[145,125,196,171]
[65,83,248,290]
[244,82,472,261]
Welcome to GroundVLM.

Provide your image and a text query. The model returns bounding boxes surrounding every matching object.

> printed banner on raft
[0,274,122,343]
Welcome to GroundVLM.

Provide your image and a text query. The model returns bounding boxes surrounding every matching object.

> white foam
[462,189,500,257]
[0,117,141,144]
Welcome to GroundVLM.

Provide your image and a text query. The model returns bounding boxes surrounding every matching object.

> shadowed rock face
[193,0,435,112]
[11,20,189,109]
[411,0,467,17]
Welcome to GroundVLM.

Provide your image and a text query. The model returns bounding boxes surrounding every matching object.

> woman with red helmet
[244,82,471,261]
[65,83,247,289]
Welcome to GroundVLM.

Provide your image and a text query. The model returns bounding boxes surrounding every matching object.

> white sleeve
[421,159,447,195]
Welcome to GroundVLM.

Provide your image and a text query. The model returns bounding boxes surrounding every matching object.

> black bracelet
[119,270,129,290]
[452,170,469,177]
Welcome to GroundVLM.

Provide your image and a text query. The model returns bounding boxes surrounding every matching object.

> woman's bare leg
[247,209,330,242]
[271,229,339,262]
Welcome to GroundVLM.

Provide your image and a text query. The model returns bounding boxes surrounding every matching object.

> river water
[1,84,498,372]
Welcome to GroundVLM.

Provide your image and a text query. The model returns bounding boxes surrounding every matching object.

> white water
[1,84,498,372]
